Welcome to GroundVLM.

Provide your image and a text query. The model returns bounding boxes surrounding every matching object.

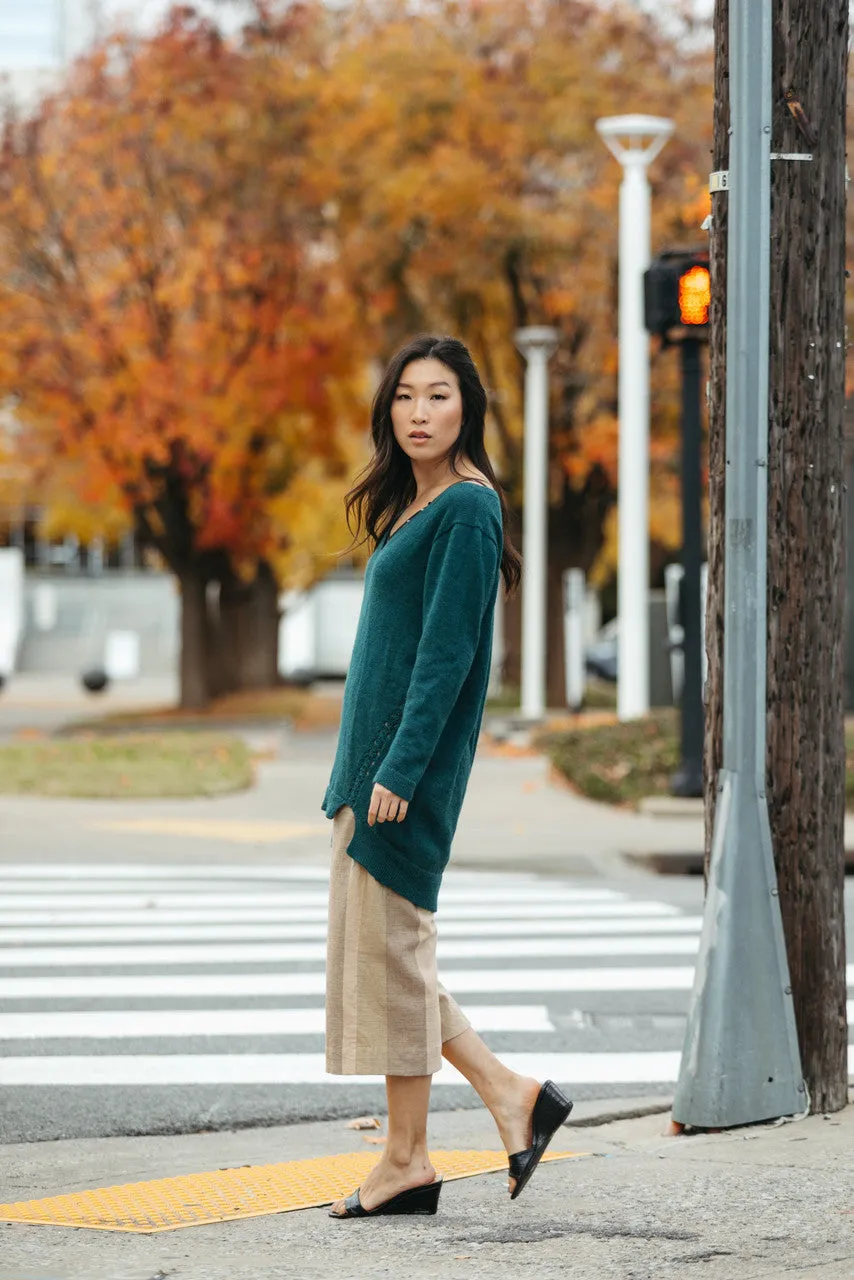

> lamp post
[596,114,674,721]
[515,326,558,724]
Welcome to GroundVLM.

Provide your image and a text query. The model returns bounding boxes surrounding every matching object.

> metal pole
[672,0,804,1127]
[616,154,651,722]
[596,115,673,722]
[671,338,704,797]
[563,568,586,711]
[515,327,558,724]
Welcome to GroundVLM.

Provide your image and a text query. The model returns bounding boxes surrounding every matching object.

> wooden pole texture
[706,0,849,1114]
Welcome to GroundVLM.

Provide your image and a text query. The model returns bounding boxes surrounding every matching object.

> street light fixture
[596,113,674,721]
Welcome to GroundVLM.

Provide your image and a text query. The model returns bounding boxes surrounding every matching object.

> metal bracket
[710,154,813,194]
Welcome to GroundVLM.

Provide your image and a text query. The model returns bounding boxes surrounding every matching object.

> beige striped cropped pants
[325,805,470,1076]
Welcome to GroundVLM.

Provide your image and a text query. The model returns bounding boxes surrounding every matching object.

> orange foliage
[303,0,713,568]
[0,8,365,577]
[0,0,715,585]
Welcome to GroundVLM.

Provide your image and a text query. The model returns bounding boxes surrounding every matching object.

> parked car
[585,617,618,682]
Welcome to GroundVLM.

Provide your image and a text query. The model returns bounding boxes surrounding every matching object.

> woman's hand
[367,782,409,826]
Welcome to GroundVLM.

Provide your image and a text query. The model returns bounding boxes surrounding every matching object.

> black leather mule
[508,1080,574,1200]
[329,1176,443,1218]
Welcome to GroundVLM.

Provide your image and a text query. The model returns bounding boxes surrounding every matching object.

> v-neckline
[381,481,492,547]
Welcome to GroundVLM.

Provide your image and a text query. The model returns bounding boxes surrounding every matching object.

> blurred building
[0,0,253,109]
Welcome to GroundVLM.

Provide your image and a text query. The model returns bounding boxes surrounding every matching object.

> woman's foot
[328,1152,438,1217]
[489,1074,542,1195]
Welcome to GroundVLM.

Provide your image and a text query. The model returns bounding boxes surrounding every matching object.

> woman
[322,334,572,1219]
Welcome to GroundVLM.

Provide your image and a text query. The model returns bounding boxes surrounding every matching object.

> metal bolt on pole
[671,0,804,1128]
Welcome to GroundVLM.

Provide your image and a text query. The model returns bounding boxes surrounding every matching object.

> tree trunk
[703,0,730,875]
[219,560,281,692]
[206,579,238,700]
[178,566,211,711]
[766,0,848,1113]
[707,0,848,1113]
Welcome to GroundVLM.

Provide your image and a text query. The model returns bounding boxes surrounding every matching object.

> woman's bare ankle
[383,1144,432,1174]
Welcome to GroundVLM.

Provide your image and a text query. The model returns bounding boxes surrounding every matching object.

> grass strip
[536,711,854,809]
[0,733,254,799]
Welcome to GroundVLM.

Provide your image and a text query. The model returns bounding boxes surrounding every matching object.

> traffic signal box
[644,251,711,339]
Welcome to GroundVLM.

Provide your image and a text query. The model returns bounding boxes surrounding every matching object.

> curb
[558,1096,673,1129]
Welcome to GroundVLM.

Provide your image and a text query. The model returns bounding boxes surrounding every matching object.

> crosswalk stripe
[5,965,852,1000]
[0,901,679,924]
[0,890,637,911]
[0,916,705,944]
[0,935,704,967]
[1,862,850,1104]
[0,864,333,881]
[0,1004,555,1039]
[4,1048,852,1087]
[0,875,624,902]
[0,1050,683,1086]
[0,864,603,888]
[0,966,701,999]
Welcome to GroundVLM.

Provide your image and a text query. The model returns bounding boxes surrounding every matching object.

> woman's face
[390,358,464,463]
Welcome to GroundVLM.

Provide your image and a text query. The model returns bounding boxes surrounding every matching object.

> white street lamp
[515,325,559,724]
[596,113,674,721]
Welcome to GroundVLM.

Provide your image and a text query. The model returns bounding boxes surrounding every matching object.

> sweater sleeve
[372,522,499,803]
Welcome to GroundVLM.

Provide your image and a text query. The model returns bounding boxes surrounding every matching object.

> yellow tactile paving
[93,819,328,843]
[0,1149,587,1234]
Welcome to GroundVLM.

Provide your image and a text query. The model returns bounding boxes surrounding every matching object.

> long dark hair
[342,334,522,596]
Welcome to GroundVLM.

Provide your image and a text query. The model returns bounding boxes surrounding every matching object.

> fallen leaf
[345,1115,381,1130]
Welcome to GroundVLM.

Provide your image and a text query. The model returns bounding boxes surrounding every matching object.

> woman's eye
[432,394,447,401]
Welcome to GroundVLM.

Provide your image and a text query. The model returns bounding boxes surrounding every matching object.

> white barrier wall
[0,547,24,676]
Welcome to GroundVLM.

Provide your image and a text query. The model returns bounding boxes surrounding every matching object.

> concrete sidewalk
[0,686,708,880]
[0,735,711,882]
[2,674,852,876]
[2,1096,852,1279]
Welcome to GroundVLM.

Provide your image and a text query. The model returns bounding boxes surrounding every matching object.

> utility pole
[677,0,849,1124]
[672,0,804,1129]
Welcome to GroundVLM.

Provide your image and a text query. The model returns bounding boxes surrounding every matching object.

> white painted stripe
[0,888,631,910]
[0,865,334,881]
[0,864,590,887]
[4,1049,852,1088]
[0,1004,554,1039]
[0,916,705,945]
[0,902,678,924]
[8,1048,852,1087]
[0,966,701,999]
[8,965,851,1000]
[0,935,703,967]
[0,1050,673,1086]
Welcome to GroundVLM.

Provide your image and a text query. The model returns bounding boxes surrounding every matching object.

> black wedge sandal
[508,1080,573,1201]
[329,1177,443,1219]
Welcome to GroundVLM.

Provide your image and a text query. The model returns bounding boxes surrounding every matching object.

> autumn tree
[0,7,366,708]
[0,0,719,712]
[705,0,848,1111]
[291,0,714,701]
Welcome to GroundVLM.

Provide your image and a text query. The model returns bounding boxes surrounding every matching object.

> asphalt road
[2,859,851,1145]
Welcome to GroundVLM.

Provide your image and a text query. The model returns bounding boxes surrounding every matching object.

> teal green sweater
[321,481,503,911]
